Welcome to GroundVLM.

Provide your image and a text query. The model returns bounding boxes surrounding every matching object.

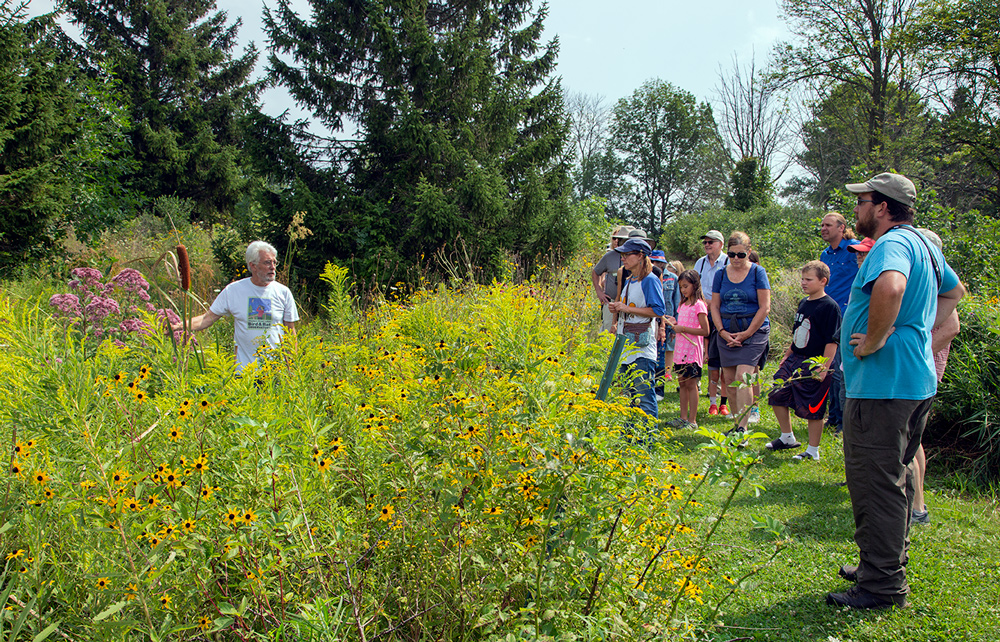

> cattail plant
[177,244,191,291]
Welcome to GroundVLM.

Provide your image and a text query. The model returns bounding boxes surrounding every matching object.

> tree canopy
[263,0,574,282]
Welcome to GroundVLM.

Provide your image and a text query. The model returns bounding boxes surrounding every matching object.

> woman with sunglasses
[710,231,771,434]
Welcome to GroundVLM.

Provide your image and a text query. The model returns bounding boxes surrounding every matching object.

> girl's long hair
[677,269,703,306]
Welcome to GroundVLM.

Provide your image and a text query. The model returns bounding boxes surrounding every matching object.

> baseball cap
[649,250,667,263]
[614,238,652,256]
[700,230,724,243]
[847,237,875,253]
[845,173,916,207]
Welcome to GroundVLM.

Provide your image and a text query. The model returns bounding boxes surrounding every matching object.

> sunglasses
[727,251,748,259]
[702,240,718,245]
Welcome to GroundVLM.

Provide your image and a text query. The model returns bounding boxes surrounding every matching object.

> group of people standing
[592,172,965,611]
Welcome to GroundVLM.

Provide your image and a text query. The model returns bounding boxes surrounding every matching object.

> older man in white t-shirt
[174,241,299,370]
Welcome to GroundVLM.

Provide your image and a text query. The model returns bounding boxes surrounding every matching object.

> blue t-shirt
[841,227,960,400]
[821,238,860,314]
[712,263,771,332]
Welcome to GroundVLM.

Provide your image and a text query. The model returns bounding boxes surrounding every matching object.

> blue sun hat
[649,249,667,263]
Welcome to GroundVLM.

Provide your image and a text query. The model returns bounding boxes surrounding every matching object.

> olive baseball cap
[845,173,916,207]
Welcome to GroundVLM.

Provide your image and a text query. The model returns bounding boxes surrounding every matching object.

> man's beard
[856,212,877,238]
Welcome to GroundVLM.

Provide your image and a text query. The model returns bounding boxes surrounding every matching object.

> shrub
[657,203,825,267]
[928,296,1000,487]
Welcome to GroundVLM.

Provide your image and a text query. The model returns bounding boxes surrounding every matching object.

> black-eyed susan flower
[97,577,110,590]
[525,535,539,547]
[379,504,395,522]
[224,509,239,526]
[43,488,54,499]
[201,486,216,499]
[198,399,209,409]
[125,583,138,600]
[5,550,24,560]
[192,456,207,473]
[318,457,332,472]
[10,462,23,477]
[113,372,125,384]
[182,519,196,533]
[242,509,257,525]
[198,615,212,630]
[168,428,183,442]
[145,494,159,508]
[159,593,170,608]
[484,506,503,516]
[32,471,49,485]
[127,499,141,512]
[134,391,147,403]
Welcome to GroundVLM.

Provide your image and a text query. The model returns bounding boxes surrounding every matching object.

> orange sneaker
[708,404,719,416]
[719,404,730,416]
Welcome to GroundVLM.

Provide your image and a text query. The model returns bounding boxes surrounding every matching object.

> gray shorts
[718,326,770,368]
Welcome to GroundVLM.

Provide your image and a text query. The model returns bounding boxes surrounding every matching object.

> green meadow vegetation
[1,215,999,641]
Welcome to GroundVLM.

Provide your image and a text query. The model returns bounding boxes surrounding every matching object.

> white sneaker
[748,406,761,424]
[655,394,664,402]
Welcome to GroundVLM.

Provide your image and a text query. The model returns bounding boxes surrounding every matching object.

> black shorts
[766,353,832,420]
[706,316,721,369]
[674,362,703,381]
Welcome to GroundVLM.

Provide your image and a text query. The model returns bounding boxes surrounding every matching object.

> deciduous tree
[608,79,728,235]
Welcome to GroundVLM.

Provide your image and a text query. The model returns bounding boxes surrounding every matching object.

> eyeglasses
[623,251,641,257]
[255,260,278,267]
[702,240,718,245]
[727,251,748,259]
[856,198,874,205]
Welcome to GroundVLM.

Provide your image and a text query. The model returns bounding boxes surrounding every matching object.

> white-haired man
[174,241,299,370]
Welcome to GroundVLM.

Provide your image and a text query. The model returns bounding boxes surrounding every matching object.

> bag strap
[888,225,943,290]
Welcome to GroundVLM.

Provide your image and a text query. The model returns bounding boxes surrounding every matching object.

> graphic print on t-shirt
[792,314,811,349]
[722,288,749,313]
[247,297,273,330]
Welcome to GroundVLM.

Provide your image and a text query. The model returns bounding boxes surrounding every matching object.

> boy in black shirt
[765,261,842,460]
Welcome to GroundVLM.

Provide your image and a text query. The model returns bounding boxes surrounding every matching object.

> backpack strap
[889,225,943,290]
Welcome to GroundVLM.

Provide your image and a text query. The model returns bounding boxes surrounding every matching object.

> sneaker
[826,585,906,610]
[685,421,698,430]
[911,508,930,525]
[748,406,761,423]
[765,437,801,450]
[792,451,819,461]
[708,404,719,416]
[724,426,745,437]
[655,394,665,402]
[719,404,730,416]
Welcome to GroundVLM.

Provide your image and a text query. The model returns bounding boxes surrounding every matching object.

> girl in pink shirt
[665,270,710,427]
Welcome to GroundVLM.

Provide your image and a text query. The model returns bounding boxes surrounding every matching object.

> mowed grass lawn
[653,372,1000,642]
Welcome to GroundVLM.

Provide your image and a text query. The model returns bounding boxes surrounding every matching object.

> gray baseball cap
[845,173,916,207]
[700,230,724,243]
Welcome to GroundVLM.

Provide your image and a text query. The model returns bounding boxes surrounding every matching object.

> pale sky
[28,0,791,131]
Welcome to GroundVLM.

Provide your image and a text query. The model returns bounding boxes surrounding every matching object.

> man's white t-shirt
[209,278,299,369]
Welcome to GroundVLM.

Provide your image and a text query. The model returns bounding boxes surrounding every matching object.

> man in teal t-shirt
[828,173,964,611]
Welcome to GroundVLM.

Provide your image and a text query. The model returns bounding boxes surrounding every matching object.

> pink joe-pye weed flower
[49,293,82,317]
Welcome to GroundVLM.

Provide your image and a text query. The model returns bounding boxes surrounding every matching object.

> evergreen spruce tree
[0,5,81,266]
[264,0,574,282]
[63,0,258,221]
